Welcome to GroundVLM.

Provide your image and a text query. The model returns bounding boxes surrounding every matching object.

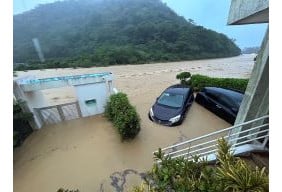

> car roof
[165,84,192,95]
[204,87,243,99]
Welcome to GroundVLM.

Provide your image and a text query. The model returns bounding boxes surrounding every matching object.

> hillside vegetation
[14,0,241,70]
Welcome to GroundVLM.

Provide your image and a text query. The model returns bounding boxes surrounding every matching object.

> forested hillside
[14,0,241,70]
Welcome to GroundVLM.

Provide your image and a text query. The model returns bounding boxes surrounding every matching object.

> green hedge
[105,92,141,140]
[190,74,249,92]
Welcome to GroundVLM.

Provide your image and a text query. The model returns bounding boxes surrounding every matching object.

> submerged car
[195,87,244,124]
[148,84,194,126]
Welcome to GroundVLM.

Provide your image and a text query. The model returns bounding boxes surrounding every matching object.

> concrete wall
[74,82,110,117]
[14,79,47,129]
[19,72,112,92]
[228,0,268,25]
[228,0,269,145]
[235,28,269,124]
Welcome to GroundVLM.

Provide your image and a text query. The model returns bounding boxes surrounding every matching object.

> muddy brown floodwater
[14,54,255,192]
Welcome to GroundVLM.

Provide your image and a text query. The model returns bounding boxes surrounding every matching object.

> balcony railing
[154,115,269,163]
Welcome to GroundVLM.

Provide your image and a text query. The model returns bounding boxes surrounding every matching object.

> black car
[148,84,194,126]
[195,87,244,124]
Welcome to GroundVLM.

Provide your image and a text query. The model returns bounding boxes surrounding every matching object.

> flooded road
[14,54,255,191]
[14,105,230,192]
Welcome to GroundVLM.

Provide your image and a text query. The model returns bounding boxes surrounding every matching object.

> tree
[14,0,241,70]
[176,71,191,85]
[188,18,196,25]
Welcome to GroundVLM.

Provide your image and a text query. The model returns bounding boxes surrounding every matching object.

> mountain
[242,46,260,54]
[13,0,241,70]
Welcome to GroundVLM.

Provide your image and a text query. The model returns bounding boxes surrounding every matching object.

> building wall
[74,82,109,117]
[228,0,269,145]
[14,80,46,129]
[14,73,115,129]
[228,0,269,25]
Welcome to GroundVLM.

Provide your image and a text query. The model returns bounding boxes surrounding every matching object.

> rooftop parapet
[16,72,113,92]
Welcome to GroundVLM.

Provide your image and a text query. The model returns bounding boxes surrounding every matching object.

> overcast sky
[13,0,268,49]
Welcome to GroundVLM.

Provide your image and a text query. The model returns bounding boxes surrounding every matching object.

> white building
[14,72,116,129]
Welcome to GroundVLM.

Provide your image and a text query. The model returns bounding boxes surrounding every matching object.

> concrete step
[251,152,269,173]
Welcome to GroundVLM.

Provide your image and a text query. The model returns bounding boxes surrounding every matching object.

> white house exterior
[14,72,115,129]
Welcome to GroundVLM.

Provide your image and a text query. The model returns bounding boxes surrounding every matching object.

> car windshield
[157,92,184,108]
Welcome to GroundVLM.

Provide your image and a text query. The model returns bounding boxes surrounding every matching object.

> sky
[13,0,268,49]
[162,0,268,49]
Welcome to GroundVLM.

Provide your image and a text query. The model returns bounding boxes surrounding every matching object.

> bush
[176,72,191,80]
[105,92,141,140]
[216,139,269,192]
[131,138,268,192]
[190,74,249,92]
[176,72,191,85]
[13,100,34,147]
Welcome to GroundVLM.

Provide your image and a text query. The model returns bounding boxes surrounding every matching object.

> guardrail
[154,115,269,162]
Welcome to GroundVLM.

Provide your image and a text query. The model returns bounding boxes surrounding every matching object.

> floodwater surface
[14,54,255,192]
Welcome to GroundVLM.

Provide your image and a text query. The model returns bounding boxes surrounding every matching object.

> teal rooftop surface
[19,72,112,85]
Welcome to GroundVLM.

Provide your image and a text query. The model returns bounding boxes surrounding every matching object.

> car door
[182,90,190,115]
[185,90,194,111]
[204,90,221,113]
[186,89,194,107]
[216,94,234,122]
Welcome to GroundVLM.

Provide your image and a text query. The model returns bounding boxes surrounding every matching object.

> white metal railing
[154,115,269,162]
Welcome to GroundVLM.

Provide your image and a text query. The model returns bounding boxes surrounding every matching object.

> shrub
[131,139,268,192]
[13,100,34,147]
[176,72,191,80]
[190,74,249,92]
[216,139,269,192]
[176,72,191,85]
[105,92,141,140]
[145,150,220,191]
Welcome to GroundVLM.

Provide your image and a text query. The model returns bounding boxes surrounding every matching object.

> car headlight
[169,115,181,123]
[149,108,154,117]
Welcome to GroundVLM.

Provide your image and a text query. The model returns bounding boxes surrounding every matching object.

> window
[206,90,219,101]
[157,92,184,108]
[218,95,232,108]
[85,99,97,106]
